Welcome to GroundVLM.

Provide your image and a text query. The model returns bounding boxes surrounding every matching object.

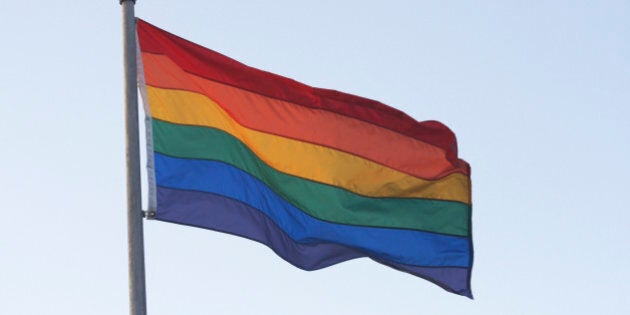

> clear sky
[1,1,629,314]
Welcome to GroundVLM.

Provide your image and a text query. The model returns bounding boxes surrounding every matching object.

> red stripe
[137,19,469,171]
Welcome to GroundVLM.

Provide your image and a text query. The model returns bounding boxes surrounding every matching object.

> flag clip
[143,210,156,219]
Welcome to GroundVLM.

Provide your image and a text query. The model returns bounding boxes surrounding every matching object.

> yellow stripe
[147,86,470,204]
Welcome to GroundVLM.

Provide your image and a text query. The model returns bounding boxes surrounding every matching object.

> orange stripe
[142,52,463,180]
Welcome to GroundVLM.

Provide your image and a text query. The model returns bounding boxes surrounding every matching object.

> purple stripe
[156,186,471,297]
[376,260,472,298]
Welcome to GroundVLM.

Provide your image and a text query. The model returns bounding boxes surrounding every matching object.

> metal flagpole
[120,1,147,314]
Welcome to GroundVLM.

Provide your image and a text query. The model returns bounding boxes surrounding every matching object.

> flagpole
[121,1,147,314]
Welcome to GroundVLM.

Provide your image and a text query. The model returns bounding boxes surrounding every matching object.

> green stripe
[153,119,469,236]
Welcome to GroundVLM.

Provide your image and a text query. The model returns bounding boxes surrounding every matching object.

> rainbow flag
[136,19,473,297]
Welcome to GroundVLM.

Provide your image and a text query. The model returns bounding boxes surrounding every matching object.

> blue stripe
[155,153,471,267]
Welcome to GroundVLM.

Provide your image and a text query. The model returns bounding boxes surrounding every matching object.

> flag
[136,18,473,297]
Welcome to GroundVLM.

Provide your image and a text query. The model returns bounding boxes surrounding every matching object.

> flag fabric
[136,18,473,297]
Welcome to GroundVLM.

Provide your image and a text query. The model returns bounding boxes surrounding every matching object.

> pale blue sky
[1,1,629,314]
